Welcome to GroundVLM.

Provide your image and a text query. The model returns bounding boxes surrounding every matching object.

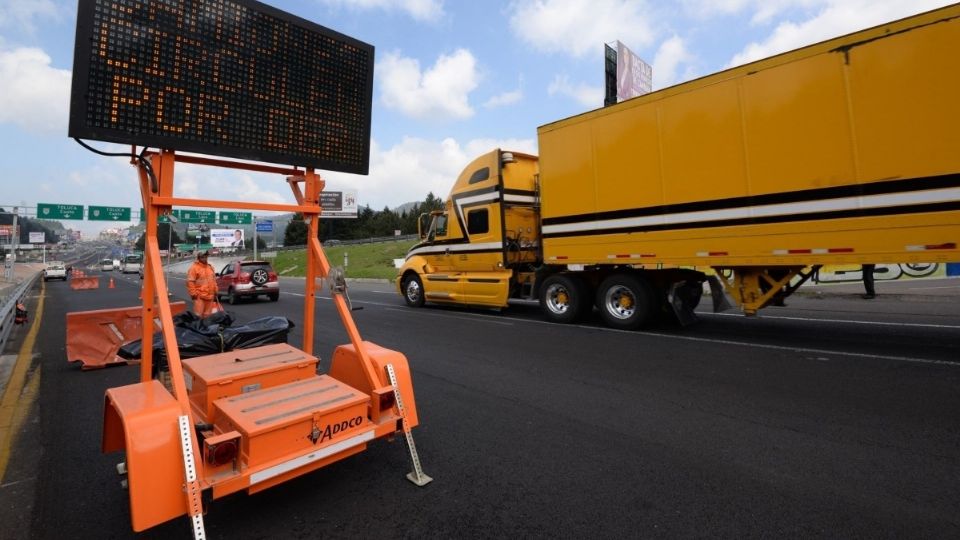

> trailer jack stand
[387,364,433,487]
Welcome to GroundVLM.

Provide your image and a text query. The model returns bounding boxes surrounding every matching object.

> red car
[215,260,280,304]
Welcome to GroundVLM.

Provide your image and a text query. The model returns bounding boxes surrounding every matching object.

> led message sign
[69,0,374,173]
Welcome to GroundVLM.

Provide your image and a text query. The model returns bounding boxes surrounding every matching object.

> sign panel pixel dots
[69,0,374,174]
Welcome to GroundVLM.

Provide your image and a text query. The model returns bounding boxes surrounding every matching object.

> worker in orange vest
[186,250,218,317]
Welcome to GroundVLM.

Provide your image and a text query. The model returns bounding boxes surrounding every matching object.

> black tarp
[117,311,294,367]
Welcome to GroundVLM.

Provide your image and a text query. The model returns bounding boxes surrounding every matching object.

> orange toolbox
[214,375,371,467]
[183,343,320,421]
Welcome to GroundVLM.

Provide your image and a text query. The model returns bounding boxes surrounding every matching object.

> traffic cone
[109,277,115,289]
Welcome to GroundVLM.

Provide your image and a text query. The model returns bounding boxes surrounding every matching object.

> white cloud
[547,74,602,109]
[484,89,523,109]
[317,0,445,22]
[176,167,289,207]
[652,35,695,89]
[321,136,537,208]
[378,49,480,120]
[509,0,656,58]
[0,47,71,136]
[725,0,957,66]
[0,0,60,32]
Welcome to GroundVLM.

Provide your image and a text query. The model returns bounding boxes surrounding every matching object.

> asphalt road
[1,271,959,539]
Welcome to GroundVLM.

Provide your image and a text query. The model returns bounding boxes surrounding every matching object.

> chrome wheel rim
[405,280,421,303]
[603,285,635,320]
[545,283,571,314]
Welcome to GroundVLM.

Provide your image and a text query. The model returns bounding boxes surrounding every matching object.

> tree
[422,192,444,212]
[135,222,182,251]
[284,213,308,246]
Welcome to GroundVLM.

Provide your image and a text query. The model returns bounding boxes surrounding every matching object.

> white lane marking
[905,285,960,291]
[385,307,513,326]
[201,285,956,366]
[702,311,960,330]
[384,305,955,367]
[634,331,958,367]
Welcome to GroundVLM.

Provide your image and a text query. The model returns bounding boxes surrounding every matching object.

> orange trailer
[101,150,430,534]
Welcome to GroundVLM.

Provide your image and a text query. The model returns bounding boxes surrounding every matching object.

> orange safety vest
[186,261,218,300]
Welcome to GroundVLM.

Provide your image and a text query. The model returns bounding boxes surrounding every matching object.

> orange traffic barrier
[70,276,100,290]
[66,302,187,370]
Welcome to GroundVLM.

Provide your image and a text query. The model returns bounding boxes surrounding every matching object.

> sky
[0,0,954,235]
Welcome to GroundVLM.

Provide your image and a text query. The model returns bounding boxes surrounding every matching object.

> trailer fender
[328,341,420,434]
[103,381,189,532]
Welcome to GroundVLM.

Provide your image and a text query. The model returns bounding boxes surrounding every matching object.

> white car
[121,254,143,274]
[44,262,68,281]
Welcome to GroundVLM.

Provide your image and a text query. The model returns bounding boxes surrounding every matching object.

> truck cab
[397,149,540,308]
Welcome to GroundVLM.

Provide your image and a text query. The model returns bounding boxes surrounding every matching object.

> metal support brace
[178,415,206,540]
[386,364,433,487]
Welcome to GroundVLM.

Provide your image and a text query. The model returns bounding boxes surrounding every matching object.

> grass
[270,239,417,280]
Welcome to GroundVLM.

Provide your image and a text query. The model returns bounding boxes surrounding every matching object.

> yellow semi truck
[396,5,960,329]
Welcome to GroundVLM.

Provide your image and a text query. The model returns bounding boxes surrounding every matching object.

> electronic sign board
[69,0,374,174]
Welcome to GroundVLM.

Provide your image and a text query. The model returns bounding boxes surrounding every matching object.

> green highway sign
[37,203,84,220]
[139,208,182,223]
[179,210,216,223]
[88,205,132,221]
[219,211,253,225]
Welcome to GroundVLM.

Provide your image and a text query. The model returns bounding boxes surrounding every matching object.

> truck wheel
[596,274,656,330]
[540,274,587,324]
[403,274,425,307]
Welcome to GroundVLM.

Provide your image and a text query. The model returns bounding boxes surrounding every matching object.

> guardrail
[0,271,41,354]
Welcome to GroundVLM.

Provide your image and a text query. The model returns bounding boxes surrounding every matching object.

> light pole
[166,214,179,266]
[166,214,179,293]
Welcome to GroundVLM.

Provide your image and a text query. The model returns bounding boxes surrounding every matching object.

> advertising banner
[211,228,245,248]
[320,190,359,218]
[29,232,45,243]
[616,41,652,101]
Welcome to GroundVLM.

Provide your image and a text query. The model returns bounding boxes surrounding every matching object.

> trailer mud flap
[667,281,700,326]
[66,303,187,370]
[707,276,734,313]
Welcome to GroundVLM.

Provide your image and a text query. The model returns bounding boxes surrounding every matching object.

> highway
[1,266,959,538]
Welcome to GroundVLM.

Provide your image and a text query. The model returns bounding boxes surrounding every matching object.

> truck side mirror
[417,213,430,240]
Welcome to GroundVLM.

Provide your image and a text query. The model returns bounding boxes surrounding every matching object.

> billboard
[320,190,358,218]
[211,228,245,248]
[69,0,374,173]
[604,40,652,106]
[29,232,45,244]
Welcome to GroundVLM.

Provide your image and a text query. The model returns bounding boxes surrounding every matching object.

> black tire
[596,273,657,330]
[228,288,240,305]
[539,274,588,324]
[402,274,425,307]
[268,292,279,302]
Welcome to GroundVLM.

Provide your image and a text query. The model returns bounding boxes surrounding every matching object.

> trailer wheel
[596,274,656,330]
[403,274,425,307]
[540,274,588,324]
